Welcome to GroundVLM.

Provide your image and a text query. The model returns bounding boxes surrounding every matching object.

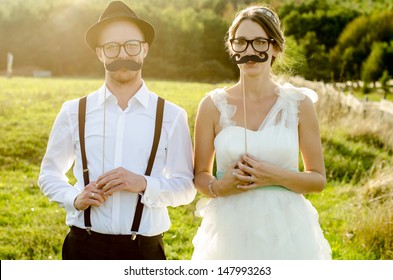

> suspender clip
[86,227,92,235]
[131,232,137,241]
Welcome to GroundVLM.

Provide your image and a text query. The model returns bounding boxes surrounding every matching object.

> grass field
[0,76,392,260]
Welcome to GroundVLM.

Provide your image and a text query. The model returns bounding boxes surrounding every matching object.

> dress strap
[208,89,237,129]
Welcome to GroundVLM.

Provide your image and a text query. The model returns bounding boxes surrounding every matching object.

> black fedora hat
[85,1,155,52]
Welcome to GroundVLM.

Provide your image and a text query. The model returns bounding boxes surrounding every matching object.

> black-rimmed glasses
[230,37,275,53]
[99,40,146,58]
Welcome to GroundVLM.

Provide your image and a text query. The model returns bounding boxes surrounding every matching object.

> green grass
[1,76,392,260]
[351,90,392,102]
[322,128,392,184]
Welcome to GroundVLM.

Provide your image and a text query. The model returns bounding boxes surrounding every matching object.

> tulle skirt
[191,186,331,260]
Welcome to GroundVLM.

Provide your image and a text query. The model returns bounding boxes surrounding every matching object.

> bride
[191,5,331,260]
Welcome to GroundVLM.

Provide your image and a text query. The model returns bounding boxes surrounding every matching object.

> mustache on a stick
[230,52,269,64]
[105,59,142,72]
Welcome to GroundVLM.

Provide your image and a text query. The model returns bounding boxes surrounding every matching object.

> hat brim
[85,16,155,53]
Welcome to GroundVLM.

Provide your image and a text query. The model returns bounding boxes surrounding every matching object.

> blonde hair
[225,5,285,65]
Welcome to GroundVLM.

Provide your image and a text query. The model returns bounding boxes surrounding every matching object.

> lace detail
[208,89,237,129]
[279,83,318,103]
[269,83,318,130]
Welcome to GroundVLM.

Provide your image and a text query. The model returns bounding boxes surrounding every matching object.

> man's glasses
[230,37,275,53]
[100,40,146,58]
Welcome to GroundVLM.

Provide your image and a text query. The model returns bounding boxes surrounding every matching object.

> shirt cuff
[64,188,83,218]
[141,176,161,207]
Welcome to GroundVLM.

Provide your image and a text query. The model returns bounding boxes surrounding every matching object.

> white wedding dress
[192,84,332,260]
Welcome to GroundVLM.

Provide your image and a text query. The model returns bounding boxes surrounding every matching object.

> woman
[191,5,331,259]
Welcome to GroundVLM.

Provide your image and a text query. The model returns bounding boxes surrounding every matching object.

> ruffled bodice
[209,83,317,174]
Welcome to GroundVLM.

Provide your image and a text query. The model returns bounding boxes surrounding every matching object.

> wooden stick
[241,71,248,153]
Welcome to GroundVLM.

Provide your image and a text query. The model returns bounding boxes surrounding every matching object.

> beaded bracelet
[208,177,219,198]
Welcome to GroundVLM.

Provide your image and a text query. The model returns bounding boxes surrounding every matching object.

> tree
[280,1,359,50]
[330,11,393,82]
[299,31,330,80]
[362,42,387,87]
[1,0,392,82]
[379,70,391,99]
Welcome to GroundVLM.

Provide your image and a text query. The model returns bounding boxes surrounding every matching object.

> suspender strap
[78,96,92,231]
[131,96,165,236]
[78,96,165,236]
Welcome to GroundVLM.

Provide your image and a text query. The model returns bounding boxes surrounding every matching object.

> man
[38,1,196,260]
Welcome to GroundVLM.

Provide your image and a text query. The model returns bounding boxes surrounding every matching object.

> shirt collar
[97,80,150,108]
[97,84,112,106]
[132,80,150,108]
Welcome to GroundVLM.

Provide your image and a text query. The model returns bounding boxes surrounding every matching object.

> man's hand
[96,167,147,196]
[74,181,107,210]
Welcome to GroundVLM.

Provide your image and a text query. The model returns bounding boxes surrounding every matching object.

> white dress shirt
[38,81,196,236]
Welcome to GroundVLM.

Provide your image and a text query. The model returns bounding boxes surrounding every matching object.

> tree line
[0,0,392,85]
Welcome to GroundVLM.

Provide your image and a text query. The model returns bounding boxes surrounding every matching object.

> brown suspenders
[78,96,165,237]
[78,97,92,230]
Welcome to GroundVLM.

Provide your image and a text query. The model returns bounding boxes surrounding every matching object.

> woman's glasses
[230,37,275,53]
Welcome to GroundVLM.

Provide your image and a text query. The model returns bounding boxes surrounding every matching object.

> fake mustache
[230,53,269,64]
[105,59,142,72]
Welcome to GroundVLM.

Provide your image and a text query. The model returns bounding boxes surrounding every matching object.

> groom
[38,1,196,259]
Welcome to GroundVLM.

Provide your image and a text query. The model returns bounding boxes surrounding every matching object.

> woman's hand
[213,161,251,197]
[234,154,280,190]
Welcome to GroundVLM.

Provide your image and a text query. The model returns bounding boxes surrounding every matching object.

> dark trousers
[62,227,166,260]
